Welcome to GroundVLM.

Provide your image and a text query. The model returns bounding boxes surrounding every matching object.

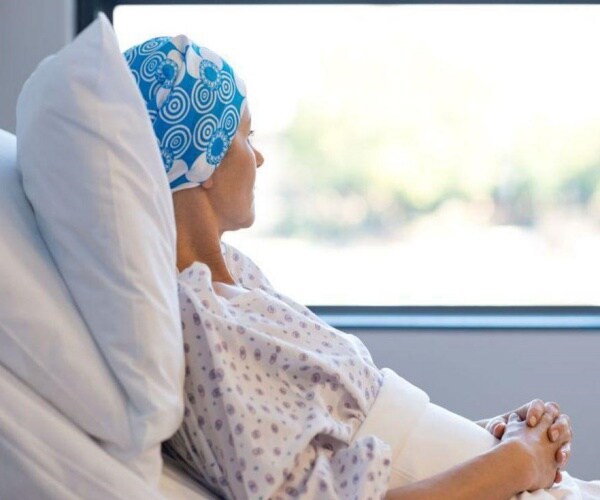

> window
[106,2,599,317]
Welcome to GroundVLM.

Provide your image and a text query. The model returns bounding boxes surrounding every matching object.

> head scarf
[124,36,247,192]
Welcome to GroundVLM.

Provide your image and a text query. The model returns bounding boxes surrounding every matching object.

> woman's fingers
[554,469,563,484]
[525,399,546,426]
[538,408,556,432]
[508,412,521,424]
[486,416,507,439]
[556,442,571,467]
[506,398,562,430]
[552,443,570,485]
[490,421,506,439]
[544,401,561,420]
[548,413,572,443]
[493,421,506,439]
[529,400,559,427]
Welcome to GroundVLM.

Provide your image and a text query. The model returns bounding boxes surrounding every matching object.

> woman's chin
[228,203,255,231]
[241,210,256,229]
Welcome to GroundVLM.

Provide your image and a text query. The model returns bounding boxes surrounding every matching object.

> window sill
[308,306,600,330]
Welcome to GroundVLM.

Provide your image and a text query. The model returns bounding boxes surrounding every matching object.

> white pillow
[16,13,184,485]
[0,128,131,449]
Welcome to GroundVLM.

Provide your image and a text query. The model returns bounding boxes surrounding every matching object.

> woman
[124,36,596,499]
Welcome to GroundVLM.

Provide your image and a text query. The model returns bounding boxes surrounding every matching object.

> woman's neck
[177,241,234,285]
[173,189,236,285]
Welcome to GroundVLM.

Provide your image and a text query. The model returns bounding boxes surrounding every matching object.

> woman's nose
[254,147,264,168]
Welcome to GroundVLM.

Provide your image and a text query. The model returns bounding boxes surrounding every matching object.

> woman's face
[205,104,264,232]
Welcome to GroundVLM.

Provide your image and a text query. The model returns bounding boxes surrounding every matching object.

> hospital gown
[163,241,392,499]
[163,241,600,499]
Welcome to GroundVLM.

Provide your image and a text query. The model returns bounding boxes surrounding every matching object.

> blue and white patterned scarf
[124,35,247,192]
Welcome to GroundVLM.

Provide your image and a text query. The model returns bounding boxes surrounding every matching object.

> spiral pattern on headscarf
[161,88,190,124]
[191,79,217,114]
[138,37,169,55]
[193,114,219,150]
[220,105,240,135]
[162,124,191,158]
[219,71,235,103]
[140,53,165,81]
[124,47,137,64]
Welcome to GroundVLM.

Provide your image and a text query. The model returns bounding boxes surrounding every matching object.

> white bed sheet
[0,361,218,499]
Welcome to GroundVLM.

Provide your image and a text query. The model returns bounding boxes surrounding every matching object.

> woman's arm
[385,411,563,500]
[384,441,528,500]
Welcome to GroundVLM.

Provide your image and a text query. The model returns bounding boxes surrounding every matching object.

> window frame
[82,0,600,330]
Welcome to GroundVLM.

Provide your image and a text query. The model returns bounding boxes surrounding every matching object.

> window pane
[114,4,600,306]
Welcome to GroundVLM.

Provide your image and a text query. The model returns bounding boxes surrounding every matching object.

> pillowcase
[0,128,131,450]
[16,13,184,485]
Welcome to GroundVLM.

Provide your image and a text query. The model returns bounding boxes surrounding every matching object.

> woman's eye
[248,130,255,143]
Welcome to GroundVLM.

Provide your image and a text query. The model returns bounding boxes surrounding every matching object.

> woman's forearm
[384,441,530,500]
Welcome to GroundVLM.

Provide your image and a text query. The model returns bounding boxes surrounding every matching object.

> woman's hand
[477,399,572,483]
[501,411,565,492]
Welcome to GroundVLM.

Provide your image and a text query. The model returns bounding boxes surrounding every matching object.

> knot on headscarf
[124,35,247,192]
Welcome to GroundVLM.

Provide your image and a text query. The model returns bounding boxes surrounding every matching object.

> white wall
[355,329,600,480]
[0,0,75,133]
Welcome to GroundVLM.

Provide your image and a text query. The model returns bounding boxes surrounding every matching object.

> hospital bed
[0,10,227,496]
[0,354,214,499]
[0,126,220,499]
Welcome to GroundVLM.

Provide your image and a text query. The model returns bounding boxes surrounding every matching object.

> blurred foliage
[274,35,600,241]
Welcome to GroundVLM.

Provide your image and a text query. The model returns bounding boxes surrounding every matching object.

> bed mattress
[0,361,218,499]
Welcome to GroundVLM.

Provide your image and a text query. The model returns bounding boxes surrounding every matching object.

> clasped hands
[476,399,572,485]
